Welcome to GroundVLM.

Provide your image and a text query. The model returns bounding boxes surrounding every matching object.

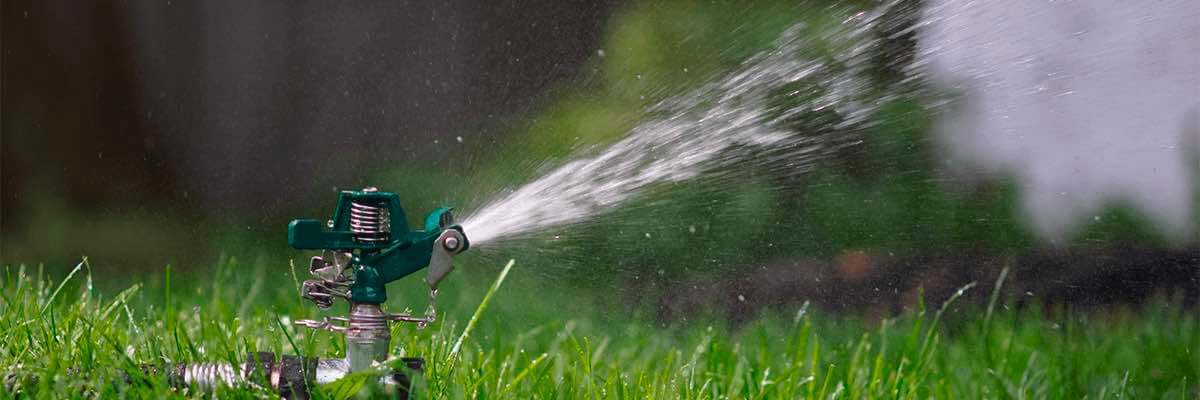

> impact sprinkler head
[288,186,470,372]
[288,186,469,307]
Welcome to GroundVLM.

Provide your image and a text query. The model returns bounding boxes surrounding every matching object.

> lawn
[1,257,1196,399]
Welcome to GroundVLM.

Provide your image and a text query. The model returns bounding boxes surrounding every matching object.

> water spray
[145,187,468,398]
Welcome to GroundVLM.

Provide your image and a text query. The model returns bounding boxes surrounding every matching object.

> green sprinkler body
[286,186,470,376]
[288,187,469,304]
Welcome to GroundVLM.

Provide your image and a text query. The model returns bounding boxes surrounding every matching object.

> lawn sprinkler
[289,186,468,382]
[155,186,468,398]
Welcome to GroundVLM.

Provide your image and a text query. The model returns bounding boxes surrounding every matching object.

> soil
[653,244,1200,323]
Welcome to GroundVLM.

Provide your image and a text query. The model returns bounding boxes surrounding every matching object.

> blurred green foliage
[362,0,1195,286]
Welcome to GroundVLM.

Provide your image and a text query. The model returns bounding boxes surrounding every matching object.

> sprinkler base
[144,352,423,399]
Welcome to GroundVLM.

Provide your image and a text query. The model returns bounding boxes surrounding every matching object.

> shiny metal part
[175,353,313,398]
[174,354,419,398]
[443,236,461,251]
[425,229,466,290]
[301,250,354,309]
[349,199,390,243]
[294,316,349,333]
[313,358,349,385]
[309,250,352,282]
[295,301,438,372]
[300,280,349,309]
[345,303,391,372]
[181,362,243,387]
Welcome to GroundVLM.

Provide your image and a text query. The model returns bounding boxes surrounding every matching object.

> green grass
[1,257,1196,399]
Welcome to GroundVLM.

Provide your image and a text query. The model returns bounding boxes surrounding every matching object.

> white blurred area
[918,0,1200,238]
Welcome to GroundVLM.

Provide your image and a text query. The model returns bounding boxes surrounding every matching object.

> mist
[918,0,1200,238]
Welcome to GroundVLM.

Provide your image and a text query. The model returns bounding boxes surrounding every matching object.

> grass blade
[38,258,84,316]
[449,259,515,364]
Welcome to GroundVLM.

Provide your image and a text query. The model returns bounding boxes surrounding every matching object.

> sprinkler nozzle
[444,236,461,251]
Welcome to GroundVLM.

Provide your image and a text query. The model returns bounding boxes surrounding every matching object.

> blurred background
[3,0,1198,316]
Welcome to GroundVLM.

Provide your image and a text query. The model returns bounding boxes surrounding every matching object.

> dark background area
[3,0,613,225]
[2,0,617,270]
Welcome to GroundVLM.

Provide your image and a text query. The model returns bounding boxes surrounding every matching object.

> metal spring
[349,200,390,242]
[181,362,244,387]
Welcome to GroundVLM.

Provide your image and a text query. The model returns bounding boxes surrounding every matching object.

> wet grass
[1,257,1196,399]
